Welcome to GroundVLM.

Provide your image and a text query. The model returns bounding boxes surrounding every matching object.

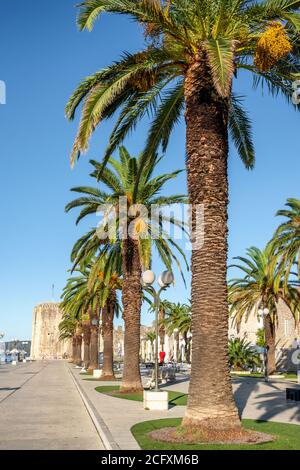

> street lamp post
[142,270,174,392]
[258,306,270,382]
[91,317,99,369]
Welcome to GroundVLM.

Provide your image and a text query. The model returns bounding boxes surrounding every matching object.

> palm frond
[229,95,255,169]
[206,38,235,97]
[143,79,184,159]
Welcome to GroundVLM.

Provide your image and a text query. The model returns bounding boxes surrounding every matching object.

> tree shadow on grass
[168,393,187,409]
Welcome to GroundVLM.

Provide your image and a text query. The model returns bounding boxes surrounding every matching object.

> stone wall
[31,302,72,360]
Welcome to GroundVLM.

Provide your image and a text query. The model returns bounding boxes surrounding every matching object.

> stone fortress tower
[30,302,72,360]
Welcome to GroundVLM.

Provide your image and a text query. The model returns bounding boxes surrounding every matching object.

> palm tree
[66,0,300,433]
[256,328,267,348]
[66,147,188,391]
[62,274,91,369]
[61,266,100,371]
[59,312,81,364]
[228,337,261,371]
[146,298,172,352]
[176,304,192,363]
[146,331,156,360]
[101,289,119,378]
[271,198,300,282]
[88,256,122,379]
[162,301,192,362]
[229,246,300,374]
[82,316,91,370]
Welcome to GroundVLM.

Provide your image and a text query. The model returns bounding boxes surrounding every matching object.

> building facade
[229,300,300,371]
[31,302,72,360]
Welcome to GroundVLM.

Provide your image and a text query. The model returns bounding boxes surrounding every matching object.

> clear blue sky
[1,0,299,341]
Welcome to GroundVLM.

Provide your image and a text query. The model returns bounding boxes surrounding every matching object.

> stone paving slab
[0,361,104,450]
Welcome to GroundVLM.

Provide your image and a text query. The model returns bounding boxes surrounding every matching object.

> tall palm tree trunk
[120,238,143,392]
[82,321,91,369]
[264,314,276,374]
[89,315,99,371]
[74,334,82,366]
[102,291,116,379]
[182,57,241,433]
[72,336,77,363]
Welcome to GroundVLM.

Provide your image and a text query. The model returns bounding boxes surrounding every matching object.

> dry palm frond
[142,0,173,43]
[130,69,158,92]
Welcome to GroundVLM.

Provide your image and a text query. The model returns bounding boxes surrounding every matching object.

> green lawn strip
[231,372,263,379]
[231,372,298,381]
[131,418,300,450]
[84,378,121,382]
[284,373,297,380]
[95,385,187,406]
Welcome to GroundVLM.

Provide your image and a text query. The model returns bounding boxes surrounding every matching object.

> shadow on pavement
[233,377,300,423]
[0,387,20,392]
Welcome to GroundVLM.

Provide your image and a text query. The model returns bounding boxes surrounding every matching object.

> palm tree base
[100,374,116,381]
[182,415,242,434]
[149,423,273,445]
[120,384,144,393]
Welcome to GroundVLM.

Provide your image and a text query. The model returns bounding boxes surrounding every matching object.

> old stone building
[229,300,300,371]
[31,302,72,360]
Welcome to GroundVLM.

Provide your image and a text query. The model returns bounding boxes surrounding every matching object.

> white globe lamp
[142,270,156,286]
[158,271,174,288]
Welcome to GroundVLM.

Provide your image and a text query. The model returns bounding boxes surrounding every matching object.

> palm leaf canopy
[67,0,300,169]
[160,301,191,335]
[59,313,78,341]
[60,264,100,323]
[60,255,121,328]
[271,198,300,280]
[228,245,300,329]
[66,147,189,283]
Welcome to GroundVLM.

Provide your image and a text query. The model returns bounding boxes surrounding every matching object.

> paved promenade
[69,366,300,450]
[1,361,299,450]
[167,375,300,424]
[0,361,104,450]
